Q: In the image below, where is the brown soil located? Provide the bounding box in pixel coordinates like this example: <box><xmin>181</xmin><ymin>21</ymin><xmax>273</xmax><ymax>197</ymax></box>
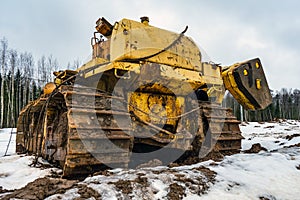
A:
<box><xmin>167</xmin><ymin>183</ymin><xmax>186</xmax><ymax>200</ymax></box>
<box><xmin>285</xmin><ymin>143</ymin><xmax>300</xmax><ymax>148</ymax></box>
<box><xmin>75</xmin><ymin>184</ymin><xmax>102</xmax><ymax>200</ymax></box>
<box><xmin>136</xmin><ymin>159</ymin><xmax>163</xmax><ymax>169</ymax></box>
<box><xmin>173</xmin><ymin>166</ymin><xmax>216</xmax><ymax>196</ymax></box>
<box><xmin>93</xmin><ymin>169</ymin><xmax>113</xmax><ymax>176</ymax></box>
<box><xmin>193</xmin><ymin>166</ymin><xmax>216</xmax><ymax>183</ymax></box>
<box><xmin>134</xmin><ymin>175</ymin><xmax>149</xmax><ymax>187</ymax></box>
<box><xmin>0</xmin><ymin>186</ymin><xmax>14</xmax><ymax>194</ymax></box>
<box><xmin>264</xmin><ymin>126</ymin><xmax>275</xmax><ymax>129</ymax></box>
<box><xmin>1</xmin><ymin>177</ymin><xmax>78</xmax><ymax>200</ymax></box>
<box><xmin>172</xmin><ymin>151</ymin><xmax>225</xmax><ymax>167</ymax></box>
<box><xmin>108</xmin><ymin>174</ymin><xmax>149</xmax><ymax>195</ymax></box>
<box><xmin>109</xmin><ymin>179</ymin><xmax>133</xmax><ymax>194</ymax></box>
<box><xmin>1</xmin><ymin>162</ymin><xmax>216</xmax><ymax>199</ymax></box>
<box><xmin>244</xmin><ymin>143</ymin><xmax>267</xmax><ymax>153</ymax></box>
<box><xmin>285</xmin><ymin>134</ymin><xmax>300</xmax><ymax>141</ymax></box>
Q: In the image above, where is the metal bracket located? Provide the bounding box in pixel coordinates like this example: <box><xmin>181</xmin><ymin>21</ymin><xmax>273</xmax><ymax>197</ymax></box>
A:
<box><xmin>114</xmin><ymin>69</ymin><xmax>131</xmax><ymax>79</ymax></box>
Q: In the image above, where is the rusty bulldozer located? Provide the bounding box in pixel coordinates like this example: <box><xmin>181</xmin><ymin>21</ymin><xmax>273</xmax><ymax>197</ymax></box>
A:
<box><xmin>16</xmin><ymin>17</ymin><xmax>272</xmax><ymax>177</ymax></box>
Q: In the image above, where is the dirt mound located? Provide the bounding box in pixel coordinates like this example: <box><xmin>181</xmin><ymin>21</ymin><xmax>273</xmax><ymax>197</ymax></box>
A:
<box><xmin>172</xmin><ymin>151</ymin><xmax>225</xmax><ymax>167</ymax></box>
<box><xmin>167</xmin><ymin>183</ymin><xmax>186</xmax><ymax>200</ymax></box>
<box><xmin>1</xmin><ymin>177</ymin><xmax>102</xmax><ymax>200</ymax></box>
<box><xmin>244</xmin><ymin>143</ymin><xmax>267</xmax><ymax>153</ymax></box>
<box><xmin>171</xmin><ymin>166</ymin><xmax>216</xmax><ymax>198</ymax></box>
<box><xmin>1</xmin><ymin>163</ymin><xmax>216</xmax><ymax>199</ymax></box>
<box><xmin>93</xmin><ymin>169</ymin><xmax>113</xmax><ymax>176</ymax></box>
<box><xmin>193</xmin><ymin>166</ymin><xmax>216</xmax><ymax>182</ymax></box>
<box><xmin>76</xmin><ymin>184</ymin><xmax>102</xmax><ymax>199</ymax></box>
<box><xmin>109</xmin><ymin>179</ymin><xmax>133</xmax><ymax>194</ymax></box>
<box><xmin>108</xmin><ymin>166</ymin><xmax>215</xmax><ymax>198</ymax></box>
<box><xmin>1</xmin><ymin>177</ymin><xmax>77</xmax><ymax>200</ymax></box>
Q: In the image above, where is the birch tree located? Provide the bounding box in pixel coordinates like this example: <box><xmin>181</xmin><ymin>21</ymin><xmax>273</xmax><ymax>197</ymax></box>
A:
<box><xmin>8</xmin><ymin>50</ymin><xmax>17</xmax><ymax>126</ymax></box>
<box><xmin>0</xmin><ymin>38</ymin><xmax>8</xmax><ymax>128</ymax></box>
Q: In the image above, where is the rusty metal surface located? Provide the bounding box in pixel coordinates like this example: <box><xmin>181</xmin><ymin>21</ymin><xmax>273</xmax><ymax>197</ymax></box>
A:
<box><xmin>14</xmin><ymin>16</ymin><xmax>270</xmax><ymax>178</ymax></box>
<box><xmin>16</xmin><ymin>84</ymin><xmax>243</xmax><ymax>177</ymax></box>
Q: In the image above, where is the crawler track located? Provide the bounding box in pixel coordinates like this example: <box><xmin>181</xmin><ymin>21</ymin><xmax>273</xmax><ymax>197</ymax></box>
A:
<box><xmin>17</xmin><ymin>86</ymin><xmax>242</xmax><ymax>177</ymax></box>
<box><xmin>201</xmin><ymin>103</ymin><xmax>243</xmax><ymax>154</ymax></box>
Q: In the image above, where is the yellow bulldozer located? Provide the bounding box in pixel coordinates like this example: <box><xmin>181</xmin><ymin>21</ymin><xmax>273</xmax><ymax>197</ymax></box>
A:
<box><xmin>16</xmin><ymin>17</ymin><xmax>272</xmax><ymax>177</ymax></box>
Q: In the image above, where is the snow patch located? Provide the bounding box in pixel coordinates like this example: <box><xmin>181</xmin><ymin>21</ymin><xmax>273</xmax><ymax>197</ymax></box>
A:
<box><xmin>0</xmin><ymin>128</ymin><xmax>57</xmax><ymax>190</ymax></box>
<box><xmin>0</xmin><ymin>155</ymin><xmax>54</xmax><ymax>190</ymax></box>
<box><xmin>0</xmin><ymin>128</ymin><xmax>16</xmax><ymax>157</ymax></box>
<box><xmin>198</xmin><ymin>120</ymin><xmax>300</xmax><ymax>200</ymax></box>
<box><xmin>1</xmin><ymin>120</ymin><xmax>300</xmax><ymax>198</ymax></box>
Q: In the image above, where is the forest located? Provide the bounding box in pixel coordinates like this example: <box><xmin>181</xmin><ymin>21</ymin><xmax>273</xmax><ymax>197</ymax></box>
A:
<box><xmin>223</xmin><ymin>88</ymin><xmax>300</xmax><ymax>122</ymax></box>
<box><xmin>0</xmin><ymin>37</ymin><xmax>79</xmax><ymax>128</ymax></box>
<box><xmin>0</xmin><ymin>37</ymin><xmax>299</xmax><ymax>128</ymax></box>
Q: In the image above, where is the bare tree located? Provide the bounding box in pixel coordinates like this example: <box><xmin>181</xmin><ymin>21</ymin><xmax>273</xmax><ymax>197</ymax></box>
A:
<box><xmin>72</xmin><ymin>58</ymin><xmax>81</xmax><ymax>70</ymax></box>
<box><xmin>8</xmin><ymin>50</ymin><xmax>18</xmax><ymax>127</ymax></box>
<box><xmin>0</xmin><ymin>38</ymin><xmax>8</xmax><ymax>128</ymax></box>
<box><xmin>47</xmin><ymin>55</ymin><xmax>58</xmax><ymax>82</ymax></box>
<box><xmin>38</xmin><ymin>55</ymin><xmax>47</xmax><ymax>86</ymax></box>
<box><xmin>20</xmin><ymin>52</ymin><xmax>34</xmax><ymax>105</ymax></box>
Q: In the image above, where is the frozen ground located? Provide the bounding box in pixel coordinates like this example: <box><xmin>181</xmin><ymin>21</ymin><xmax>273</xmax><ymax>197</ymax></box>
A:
<box><xmin>0</xmin><ymin>128</ymin><xmax>57</xmax><ymax>192</ymax></box>
<box><xmin>0</xmin><ymin>120</ymin><xmax>300</xmax><ymax>199</ymax></box>
<box><xmin>0</xmin><ymin>128</ymin><xmax>16</xmax><ymax>157</ymax></box>
<box><xmin>200</xmin><ymin>120</ymin><xmax>300</xmax><ymax>200</ymax></box>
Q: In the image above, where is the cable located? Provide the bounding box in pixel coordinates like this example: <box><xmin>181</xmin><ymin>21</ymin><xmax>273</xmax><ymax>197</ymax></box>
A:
<box><xmin>122</xmin><ymin>26</ymin><xmax>189</xmax><ymax>62</ymax></box>
<box><xmin>3</xmin><ymin>128</ymin><xmax>14</xmax><ymax>156</ymax></box>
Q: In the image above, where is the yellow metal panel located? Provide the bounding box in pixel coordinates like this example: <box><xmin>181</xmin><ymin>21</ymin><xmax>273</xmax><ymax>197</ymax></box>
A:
<box><xmin>128</xmin><ymin>92</ymin><xmax>183</xmax><ymax>127</ymax></box>
<box><xmin>110</xmin><ymin>18</ymin><xmax>202</xmax><ymax>71</ymax></box>
<box><xmin>222</xmin><ymin>68</ymin><xmax>255</xmax><ymax>110</ymax></box>
<box><xmin>222</xmin><ymin>58</ymin><xmax>272</xmax><ymax>110</ymax></box>
<box><xmin>77</xmin><ymin>57</ymin><xmax>109</xmax><ymax>73</ymax></box>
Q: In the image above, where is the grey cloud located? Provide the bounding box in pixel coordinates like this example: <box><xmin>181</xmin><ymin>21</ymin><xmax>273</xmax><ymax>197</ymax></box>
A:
<box><xmin>0</xmin><ymin>0</ymin><xmax>299</xmax><ymax>90</ymax></box>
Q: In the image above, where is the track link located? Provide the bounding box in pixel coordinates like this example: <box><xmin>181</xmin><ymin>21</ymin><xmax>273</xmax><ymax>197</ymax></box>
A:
<box><xmin>200</xmin><ymin>103</ymin><xmax>243</xmax><ymax>155</ymax></box>
<box><xmin>17</xmin><ymin>86</ymin><xmax>243</xmax><ymax>177</ymax></box>
<box><xmin>61</xmin><ymin>86</ymin><xmax>133</xmax><ymax>176</ymax></box>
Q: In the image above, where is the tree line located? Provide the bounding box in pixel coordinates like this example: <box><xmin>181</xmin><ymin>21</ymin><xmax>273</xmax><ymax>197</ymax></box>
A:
<box><xmin>0</xmin><ymin>37</ymin><xmax>81</xmax><ymax>128</ymax></box>
<box><xmin>223</xmin><ymin>88</ymin><xmax>300</xmax><ymax>122</ymax></box>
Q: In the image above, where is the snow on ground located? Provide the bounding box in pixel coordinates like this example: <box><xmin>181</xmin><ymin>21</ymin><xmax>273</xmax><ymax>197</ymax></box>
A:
<box><xmin>198</xmin><ymin>120</ymin><xmax>300</xmax><ymax>200</ymax></box>
<box><xmin>1</xmin><ymin>120</ymin><xmax>300</xmax><ymax>199</ymax></box>
<box><xmin>46</xmin><ymin>164</ymin><xmax>215</xmax><ymax>200</ymax></box>
<box><xmin>0</xmin><ymin>128</ymin><xmax>16</xmax><ymax>157</ymax></box>
<box><xmin>0</xmin><ymin>155</ymin><xmax>55</xmax><ymax>190</ymax></box>
<box><xmin>241</xmin><ymin>120</ymin><xmax>300</xmax><ymax>151</ymax></box>
<box><xmin>199</xmin><ymin>149</ymin><xmax>300</xmax><ymax>200</ymax></box>
<box><xmin>45</xmin><ymin>120</ymin><xmax>300</xmax><ymax>200</ymax></box>
<box><xmin>0</xmin><ymin>128</ymin><xmax>56</xmax><ymax>191</ymax></box>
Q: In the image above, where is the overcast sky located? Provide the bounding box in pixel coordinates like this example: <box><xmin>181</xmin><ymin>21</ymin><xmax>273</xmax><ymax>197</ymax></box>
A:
<box><xmin>1</xmin><ymin>0</ymin><xmax>299</xmax><ymax>91</ymax></box>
